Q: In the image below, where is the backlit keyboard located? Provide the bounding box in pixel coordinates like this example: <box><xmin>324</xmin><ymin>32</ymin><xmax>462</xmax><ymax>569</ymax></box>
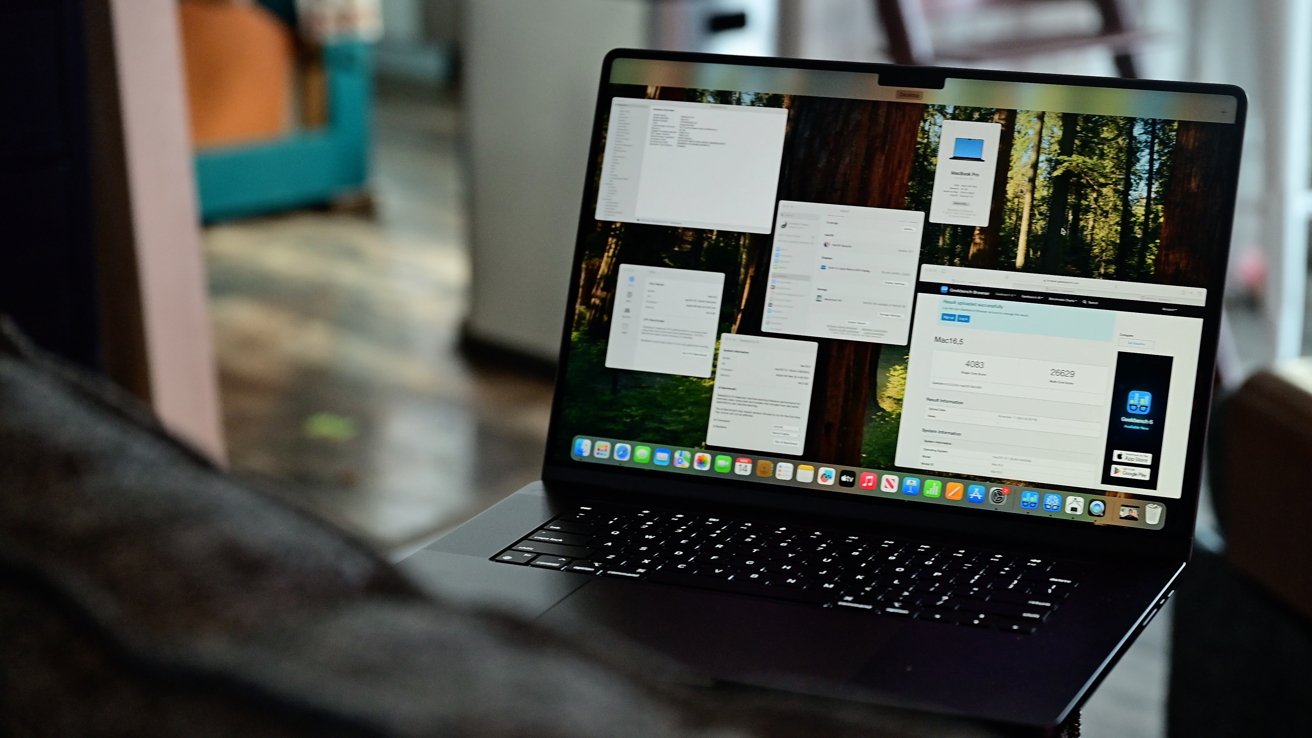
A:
<box><xmin>493</xmin><ymin>504</ymin><xmax>1080</xmax><ymax>634</ymax></box>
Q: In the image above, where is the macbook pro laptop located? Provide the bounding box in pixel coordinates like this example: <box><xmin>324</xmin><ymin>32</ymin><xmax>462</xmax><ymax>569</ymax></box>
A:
<box><xmin>950</xmin><ymin>136</ymin><xmax>987</xmax><ymax>161</ymax></box>
<box><xmin>405</xmin><ymin>50</ymin><xmax>1246</xmax><ymax>733</ymax></box>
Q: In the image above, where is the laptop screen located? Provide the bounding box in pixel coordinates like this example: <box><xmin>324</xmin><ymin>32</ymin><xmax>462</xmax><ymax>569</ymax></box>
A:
<box><xmin>547</xmin><ymin>54</ymin><xmax>1243</xmax><ymax>533</ymax></box>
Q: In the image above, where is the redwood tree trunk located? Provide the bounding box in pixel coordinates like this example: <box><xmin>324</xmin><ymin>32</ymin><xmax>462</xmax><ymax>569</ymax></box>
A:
<box><xmin>1157</xmin><ymin>121</ymin><xmax>1237</xmax><ymax>286</ymax></box>
<box><xmin>730</xmin><ymin>232</ymin><xmax>763</xmax><ymax>335</ymax></box>
<box><xmin>968</xmin><ymin>108</ymin><xmax>1016</xmax><ymax>268</ymax></box>
<box><xmin>1042</xmin><ymin>113</ymin><xmax>1078</xmax><ymax>273</ymax></box>
<box><xmin>761</xmin><ymin>97</ymin><xmax>924</xmax><ymax>463</ymax></box>
<box><xmin>1114</xmin><ymin>118</ymin><xmax>1137</xmax><ymax>278</ymax></box>
<box><xmin>584</xmin><ymin>234</ymin><xmax>621</xmax><ymax>337</ymax></box>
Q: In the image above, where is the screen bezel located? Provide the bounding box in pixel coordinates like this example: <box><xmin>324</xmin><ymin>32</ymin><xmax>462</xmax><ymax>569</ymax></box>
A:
<box><xmin>539</xmin><ymin>48</ymin><xmax>1247</xmax><ymax>562</ymax></box>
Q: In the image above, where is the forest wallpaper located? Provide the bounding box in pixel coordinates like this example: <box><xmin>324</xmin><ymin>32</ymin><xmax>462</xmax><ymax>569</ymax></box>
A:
<box><xmin>557</xmin><ymin>85</ymin><xmax>1237</xmax><ymax>469</ymax></box>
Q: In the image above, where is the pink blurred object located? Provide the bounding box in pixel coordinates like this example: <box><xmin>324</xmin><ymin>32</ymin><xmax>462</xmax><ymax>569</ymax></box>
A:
<box><xmin>1235</xmin><ymin>245</ymin><xmax>1268</xmax><ymax>303</ymax></box>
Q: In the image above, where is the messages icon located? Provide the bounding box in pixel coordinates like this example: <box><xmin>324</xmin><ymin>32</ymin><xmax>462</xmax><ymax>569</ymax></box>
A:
<box><xmin>1127</xmin><ymin>390</ymin><xmax>1152</xmax><ymax>415</ymax></box>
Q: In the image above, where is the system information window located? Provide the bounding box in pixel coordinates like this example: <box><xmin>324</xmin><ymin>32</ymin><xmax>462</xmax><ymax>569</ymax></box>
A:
<box><xmin>763</xmin><ymin>200</ymin><xmax>923</xmax><ymax>345</ymax></box>
<box><xmin>595</xmin><ymin>98</ymin><xmax>788</xmax><ymax>233</ymax></box>
<box><xmin>896</xmin><ymin>265</ymin><xmax>1205</xmax><ymax>500</ymax></box>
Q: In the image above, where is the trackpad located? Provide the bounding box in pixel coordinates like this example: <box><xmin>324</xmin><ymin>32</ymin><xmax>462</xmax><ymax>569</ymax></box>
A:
<box><xmin>543</xmin><ymin>579</ymin><xmax>893</xmax><ymax>688</ymax></box>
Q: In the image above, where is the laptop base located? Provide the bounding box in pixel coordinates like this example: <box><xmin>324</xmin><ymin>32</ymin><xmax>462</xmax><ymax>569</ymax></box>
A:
<box><xmin>404</xmin><ymin>482</ymin><xmax>1178</xmax><ymax>733</ymax></box>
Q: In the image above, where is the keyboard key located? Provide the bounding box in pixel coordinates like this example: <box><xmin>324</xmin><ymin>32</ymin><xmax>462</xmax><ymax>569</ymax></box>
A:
<box><xmin>603</xmin><ymin>569</ymin><xmax>643</xmax><ymax>579</ymax></box>
<box><xmin>836</xmin><ymin>595</ymin><xmax>877</xmax><ymax>610</ymax></box>
<box><xmin>511</xmin><ymin>541</ymin><xmax>594</xmax><ymax>559</ymax></box>
<box><xmin>565</xmin><ymin>561</ymin><xmax>602</xmax><ymax>574</ymax></box>
<box><xmin>544</xmin><ymin>519</ymin><xmax>595</xmax><ymax>535</ymax></box>
<box><xmin>693</xmin><ymin>566</ymin><xmax>735</xmax><ymax>579</ymax></box>
<box><xmin>530</xmin><ymin>556</ymin><xmax>570</xmax><ymax>570</ymax></box>
<box><xmin>915</xmin><ymin>607</ymin><xmax>958</xmax><ymax>623</ymax></box>
<box><xmin>988</xmin><ymin>587</ymin><xmax>1037</xmax><ymax>604</ymax></box>
<box><xmin>494</xmin><ymin>550</ymin><xmax>536</xmax><ymax>565</ymax></box>
<box><xmin>528</xmin><ymin>530</ymin><xmax>592</xmax><ymax>546</ymax></box>
<box><xmin>993</xmin><ymin>617</ymin><xmax>1040</xmax><ymax>635</ymax></box>
<box><xmin>978</xmin><ymin>601</ymin><xmax>1049</xmax><ymax>621</ymax></box>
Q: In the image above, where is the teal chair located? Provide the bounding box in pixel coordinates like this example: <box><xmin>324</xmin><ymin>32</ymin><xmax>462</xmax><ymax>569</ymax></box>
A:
<box><xmin>194</xmin><ymin>0</ymin><xmax>374</xmax><ymax>222</ymax></box>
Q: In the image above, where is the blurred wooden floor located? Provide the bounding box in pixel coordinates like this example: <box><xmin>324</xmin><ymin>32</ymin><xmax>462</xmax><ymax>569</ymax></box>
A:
<box><xmin>202</xmin><ymin>85</ymin><xmax>1168</xmax><ymax>738</ymax></box>
<box><xmin>204</xmin><ymin>86</ymin><xmax>553</xmax><ymax>551</ymax></box>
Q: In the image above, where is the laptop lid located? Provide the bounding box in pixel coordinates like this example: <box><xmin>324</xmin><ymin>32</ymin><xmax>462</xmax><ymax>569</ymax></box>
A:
<box><xmin>541</xmin><ymin>50</ymin><xmax>1246</xmax><ymax>559</ymax></box>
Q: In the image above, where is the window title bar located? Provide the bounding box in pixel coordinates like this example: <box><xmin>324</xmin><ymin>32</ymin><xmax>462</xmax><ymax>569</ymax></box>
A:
<box><xmin>610</xmin><ymin>58</ymin><xmax>1238</xmax><ymax>124</ymax></box>
<box><xmin>921</xmin><ymin>264</ymin><xmax>1208</xmax><ymax>307</ymax></box>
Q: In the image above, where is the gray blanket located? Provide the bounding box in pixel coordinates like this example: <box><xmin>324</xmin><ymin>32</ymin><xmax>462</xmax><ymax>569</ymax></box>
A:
<box><xmin>0</xmin><ymin>320</ymin><xmax>1002</xmax><ymax>737</ymax></box>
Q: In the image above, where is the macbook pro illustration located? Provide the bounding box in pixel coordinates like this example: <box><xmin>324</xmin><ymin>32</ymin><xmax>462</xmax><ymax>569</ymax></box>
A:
<box><xmin>403</xmin><ymin>51</ymin><xmax>1247</xmax><ymax>734</ymax></box>
<box><xmin>950</xmin><ymin>136</ymin><xmax>986</xmax><ymax>161</ymax></box>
